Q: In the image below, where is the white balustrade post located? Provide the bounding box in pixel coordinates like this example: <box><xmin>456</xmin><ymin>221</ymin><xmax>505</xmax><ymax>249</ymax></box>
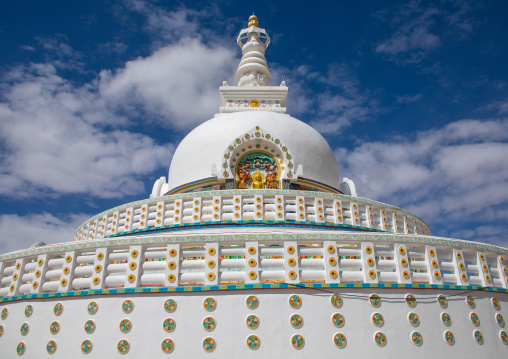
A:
<box><xmin>453</xmin><ymin>249</ymin><xmax>469</xmax><ymax>286</ymax></box>
<box><xmin>173</xmin><ymin>199</ymin><xmax>182</xmax><ymax>225</ymax></box>
<box><xmin>425</xmin><ymin>245</ymin><xmax>443</xmax><ymax>285</ymax></box>
<box><xmin>138</xmin><ymin>204</ymin><xmax>148</xmax><ymax>229</ymax></box>
<box><xmin>125</xmin><ymin>245</ymin><xmax>143</xmax><ymax>288</ymax></box>
<box><xmin>0</xmin><ymin>260</ymin><xmax>5</xmax><ymax>294</ymax></box>
<box><xmin>364</xmin><ymin>205</ymin><xmax>372</xmax><ymax>228</ymax></box>
<box><xmin>58</xmin><ymin>251</ymin><xmax>77</xmax><ymax>292</ymax></box>
<box><xmin>351</xmin><ymin>202</ymin><xmax>360</xmax><ymax>226</ymax></box>
<box><xmin>333</xmin><ymin>199</ymin><xmax>343</xmax><ymax>224</ymax></box>
<box><xmin>205</xmin><ymin>243</ymin><xmax>219</xmax><ymax>285</ymax></box>
<box><xmin>361</xmin><ymin>242</ymin><xmax>379</xmax><ymax>284</ymax></box>
<box><xmin>394</xmin><ymin>244</ymin><xmax>411</xmax><ymax>284</ymax></box>
<box><xmin>91</xmin><ymin>248</ymin><xmax>109</xmax><ymax>290</ymax></box>
<box><xmin>275</xmin><ymin>195</ymin><xmax>284</xmax><ymax>221</ymax></box>
<box><xmin>99</xmin><ymin>215</ymin><xmax>107</xmax><ymax>238</ymax></box>
<box><xmin>192</xmin><ymin>197</ymin><xmax>202</xmax><ymax>223</ymax></box>
<box><xmin>124</xmin><ymin>206</ymin><xmax>134</xmax><ymax>232</ymax></box>
<box><xmin>110</xmin><ymin>211</ymin><xmax>119</xmax><ymax>236</ymax></box>
<box><xmin>477</xmin><ymin>252</ymin><xmax>493</xmax><ymax>287</ymax></box>
<box><xmin>497</xmin><ymin>255</ymin><xmax>508</xmax><ymax>289</ymax></box>
<box><xmin>296</xmin><ymin>196</ymin><xmax>306</xmax><ymax>222</ymax></box>
<box><xmin>165</xmin><ymin>244</ymin><xmax>180</xmax><ymax>287</ymax></box>
<box><xmin>245</xmin><ymin>242</ymin><xmax>259</xmax><ymax>284</ymax></box>
<box><xmin>315</xmin><ymin>197</ymin><xmax>325</xmax><ymax>223</ymax></box>
<box><xmin>8</xmin><ymin>258</ymin><xmax>25</xmax><ymax>296</ymax></box>
<box><xmin>284</xmin><ymin>241</ymin><xmax>300</xmax><ymax>284</ymax></box>
<box><xmin>233</xmin><ymin>195</ymin><xmax>242</xmax><ymax>221</ymax></box>
<box><xmin>212</xmin><ymin>196</ymin><xmax>222</xmax><ymax>222</ymax></box>
<box><xmin>324</xmin><ymin>241</ymin><xmax>340</xmax><ymax>283</ymax></box>
<box><xmin>254</xmin><ymin>195</ymin><xmax>263</xmax><ymax>221</ymax></box>
<box><xmin>31</xmin><ymin>254</ymin><xmax>48</xmax><ymax>294</ymax></box>
<box><xmin>155</xmin><ymin>202</ymin><xmax>165</xmax><ymax>227</ymax></box>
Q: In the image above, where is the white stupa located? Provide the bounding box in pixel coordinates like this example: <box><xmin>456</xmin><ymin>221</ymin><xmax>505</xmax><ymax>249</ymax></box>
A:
<box><xmin>0</xmin><ymin>15</ymin><xmax>507</xmax><ymax>358</ymax></box>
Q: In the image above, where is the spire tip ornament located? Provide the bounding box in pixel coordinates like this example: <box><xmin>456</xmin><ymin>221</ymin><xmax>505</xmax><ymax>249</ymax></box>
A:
<box><xmin>248</xmin><ymin>15</ymin><xmax>259</xmax><ymax>28</ymax></box>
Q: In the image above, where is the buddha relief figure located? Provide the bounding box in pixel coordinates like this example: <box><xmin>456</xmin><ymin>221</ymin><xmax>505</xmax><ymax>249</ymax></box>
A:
<box><xmin>251</xmin><ymin>170</ymin><xmax>265</xmax><ymax>189</ymax></box>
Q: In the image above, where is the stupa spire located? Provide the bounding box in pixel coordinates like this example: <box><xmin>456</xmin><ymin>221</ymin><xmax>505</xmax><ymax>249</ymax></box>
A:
<box><xmin>235</xmin><ymin>15</ymin><xmax>271</xmax><ymax>86</ymax></box>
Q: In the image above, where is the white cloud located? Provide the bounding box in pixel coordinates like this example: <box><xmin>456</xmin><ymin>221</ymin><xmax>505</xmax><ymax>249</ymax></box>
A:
<box><xmin>99</xmin><ymin>39</ymin><xmax>237</xmax><ymax>129</ymax></box>
<box><xmin>375</xmin><ymin>0</ymin><xmax>477</xmax><ymax>64</ymax></box>
<box><xmin>396</xmin><ymin>94</ymin><xmax>423</xmax><ymax>103</ymax></box>
<box><xmin>0</xmin><ymin>213</ymin><xmax>88</xmax><ymax>254</ymax></box>
<box><xmin>337</xmin><ymin>118</ymin><xmax>508</xmax><ymax>246</ymax></box>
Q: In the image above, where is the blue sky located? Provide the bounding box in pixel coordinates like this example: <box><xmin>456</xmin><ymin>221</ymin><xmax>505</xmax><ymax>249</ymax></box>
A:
<box><xmin>1</xmin><ymin>0</ymin><xmax>507</xmax><ymax>253</ymax></box>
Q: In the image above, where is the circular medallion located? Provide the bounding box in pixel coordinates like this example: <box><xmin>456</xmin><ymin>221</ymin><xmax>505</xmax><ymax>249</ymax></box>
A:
<box><xmin>84</xmin><ymin>320</ymin><xmax>95</xmax><ymax>334</ymax></box>
<box><xmin>203</xmin><ymin>317</ymin><xmax>216</xmax><ymax>331</ymax></box>
<box><xmin>332</xmin><ymin>313</ymin><xmax>345</xmax><ymax>327</ymax></box>
<box><xmin>87</xmin><ymin>302</ymin><xmax>98</xmax><ymax>315</ymax></box>
<box><xmin>161</xmin><ymin>338</ymin><xmax>174</xmax><ymax>353</ymax></box>
<box><xmin>203</xmin><ymin>297</ymin><xmax>216</xmax><ymax>311</ymax></box>
<box><xmin>81</xmin><ymin>340</ymin><xmax>92</xmax><ymax>353</ymax></box>
<box><xmin>441</xmin><ymin>312</ymin><xmax>451</xmax><ymax>326</ymax></box>
<box><xmin>24</xmin><ymin>305</ymin><xmax>33</xmax><ymax>317</ymax></box>
<box><xmin>466</xmin><ymin>296</ymin><xmax>476</xmax><ymax>308</ymax></box>
<box><xmin>246</xmin><ymin>296</ymin><xmax>259</xmax><ymax>309</ymax></box>
<box><xmin>163</xmin><ymin>318</ymin><xmax>176</xmax><ymax>332</ymax></box>
<box><xmin>333</xmin><ymin>333</ymin><xmax>347</xmax><ymax>348</ymax></box>
<box><xmin>470</xmin><ymin>312</ymin><xmax>480</xmax><ymax>326</ymax></box>
<box><xmin>0</xmin><ymin>325</ymin><xmax>3</xmax><ymax>337</ymax></box>
<box><xmin>50</xmin><ymin>321</ymin><xmax>59</xmax><ymax>334</ymax></box>
<box><xmin>492</xmin><ymin>297</ymin><xmax>501</xmax><ymax>310</ymax></box>
<box><xmin>405</xmin><ymin>294</ymin><xmax>416</xmax><ymax>308</ymax></box>
<box><xmin>289</xmin><ymin>295</ymin><xmax>302</xmax><ymax>309</ymax></box>
<box><xmin>122</xmin><ymin>300</ymin><xmax>134</xmax><ymax>313</ymax></box>
<box><xmin>500</xmin><ymin>331</ymin><xmax>508</xmax><ymax>344</ymax></box>
<box><xmin>444</xmin><ymin>331</ymin><xmax>455</xmax><ymax>345</ymax></box>
<box><xmin>53</xmin><ymin>303</ymin><xmax>63</xmax><ymax>316</ymax></box>
<box><xmin>290</xmin><ymin>314</ymin><xmax>303</xmax><ymax>328</ymax></box>
<box><xmin>246</xmin><ymin>335</ymin><xmax>260</xmax><ymax>350</ymax></box>
<box><xmin>474</xmin><ymin>330</ymin><xmax>483</xmax><ymax>344</ymax></box>
<box><xmin>496</xmin><ymin>313</ymin><xmax>505</xmax><ymax>327</ymax></box>
<box><xmin>331</xmin><ymin>294</ymin><xmax>343</xmax><ymax>308</ymax></box>
<box><xmin>291</xmin><ymin>334</ymin><xmax>304</xmax><ymax>349</ymax></box>
<box><xmin>372</xmin><ymin>313</ymin><xmax>384</xmax><ymax>327</ymax></box>
<box><xmin>370</xmin><ymin>294</ymin><xmax>381</xmax><ymax>307</ymax></box>
<box><xmin>408</xmin><ymin>312</ymin><xmax>420</xmax><ymax>326</ymax></box>
<box><xmin>47</xmin><ymin>340</ymin><xmax>57</xmax><ymax>354</ymax></box>
<box><xmin>117</xmin><ymin>339</ymin><xmax>129</xmax><ymax>354</ymax></box>
<box><xmin>20</xmin><ymin>323</ymin><xmax>29</xmax><ymax>336</ymax></box>
<box><xmin>411</xmin><ymin>331</ymin><xmax>423</xmax><ymax>346</ymax></box>
<box><xmin>119</xmin><ymin>319</ymin><xmax>131</xmax><ymax>333</ymax></box>
<box><xmin>164</xmin><ymin>299</ymin><xmax>176</xmax><ymax>312</ymax></box>
<box><xmin>374</xmin><ymin>332</ymin><xmax>387</xmax><ymax>346</ymax></box>
<box><xmin>437</xmin><ymin>295</ymin><xmax>448</xmax><ymax>308</ymax></box>
<box><xmin>203</xmin><ymin>337</ymin><xmax>216</xmax><ymax>352</ymax></box>
<box><xmin>1</xmin><ymin>308</ymin><xmax>7</xmax><ymax>320</ymax></box>
<box><xmin>246</xmin><ymin>315</ymin><xmax>259</xmax><ymax>329</ymax></box>
<box><xmin>17</xmin><ymin>342</ymin><xmax>25</xmax><ymax>355</ymax></box>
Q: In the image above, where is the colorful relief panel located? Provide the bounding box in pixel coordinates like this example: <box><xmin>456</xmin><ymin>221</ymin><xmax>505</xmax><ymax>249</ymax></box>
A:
<box><xmin>236</xmin><ymin>152</ymin><xmax>279</xmax><ymax>189</ymax></box>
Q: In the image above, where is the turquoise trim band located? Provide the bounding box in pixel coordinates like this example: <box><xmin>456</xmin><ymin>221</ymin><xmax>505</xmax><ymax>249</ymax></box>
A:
<box><xmin>1</xmin><ymin>282</ymin><xmax>505</xmax><ymax>304</ymax></box>
<box><xmin>105</xmin><ymin>219</ymin><xmax>385</xmax><ymax>239</ymax></box>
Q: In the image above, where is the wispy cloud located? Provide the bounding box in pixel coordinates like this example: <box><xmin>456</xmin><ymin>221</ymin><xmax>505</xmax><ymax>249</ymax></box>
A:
<box><xmin>375</xmin><ymin>0</ymin><xmax>478</xmax><ymax>64</ymax></box>
<box><xmin>0</xmin><ymin>213</ymin><xmax>89</xmax><ymax>253</ymax></box>
<box><xmin>337</xmin><ymin>118</ymin><xmax>508</xmax><ymax>246</ymax></box>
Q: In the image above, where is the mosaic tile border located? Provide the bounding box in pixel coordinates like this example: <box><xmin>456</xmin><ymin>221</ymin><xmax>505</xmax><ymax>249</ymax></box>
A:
<box><xmin>297</xmin><ymin>177</ymin><xmax>341</xmax><ymax>194</ymax></box>
<box><xmin>1</xmin><ymin>282</ymin><xmax>506</xmax><ymax>304</ymax></box>
<box><xmin>164</xmin><ymin>176</ymin><xmax>218</xmax><ymax>196</ymax></box>
<box><xmin>104</xmin><ymin>219</ymin><xmax>383</xmax><ymax>239</ymax></box>
<box><xmin>2</xmin><ymin>231</ymin><xmax>508</xmax><ymax>261</ymax></box>
<box><xmin>75</xmin><ymin>189</ymin><xmax>428</xmax><ymax>232</ymax></box>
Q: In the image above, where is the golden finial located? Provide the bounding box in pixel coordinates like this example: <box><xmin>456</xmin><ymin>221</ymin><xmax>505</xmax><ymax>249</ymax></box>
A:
<box><xmin>248</xmin><ymin>14</ymin><xmax>259</xmax><ymax>28</ymax></box>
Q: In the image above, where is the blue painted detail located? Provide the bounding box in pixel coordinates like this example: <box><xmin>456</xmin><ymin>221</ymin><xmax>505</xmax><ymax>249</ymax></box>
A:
<box><xmin>1</xmin><ymin>282</ymin><xmax>506</xmax><ymax>303</ymax></box>
<box><xmin>164</xmin><ymin>177</ymin><xmax>218</xmax><ymax>195</ymax></box>
<box><xmin>105</xmin><ymin>220</ymin><xmax>384</xmax><ymax>239</ymax></box>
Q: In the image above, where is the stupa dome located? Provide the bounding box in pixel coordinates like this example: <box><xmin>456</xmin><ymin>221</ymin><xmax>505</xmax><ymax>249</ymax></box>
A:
<box><xmin>167</xmin><ymin>111</ymin><xmax>341</xmax><ymax>192</ymax></box>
